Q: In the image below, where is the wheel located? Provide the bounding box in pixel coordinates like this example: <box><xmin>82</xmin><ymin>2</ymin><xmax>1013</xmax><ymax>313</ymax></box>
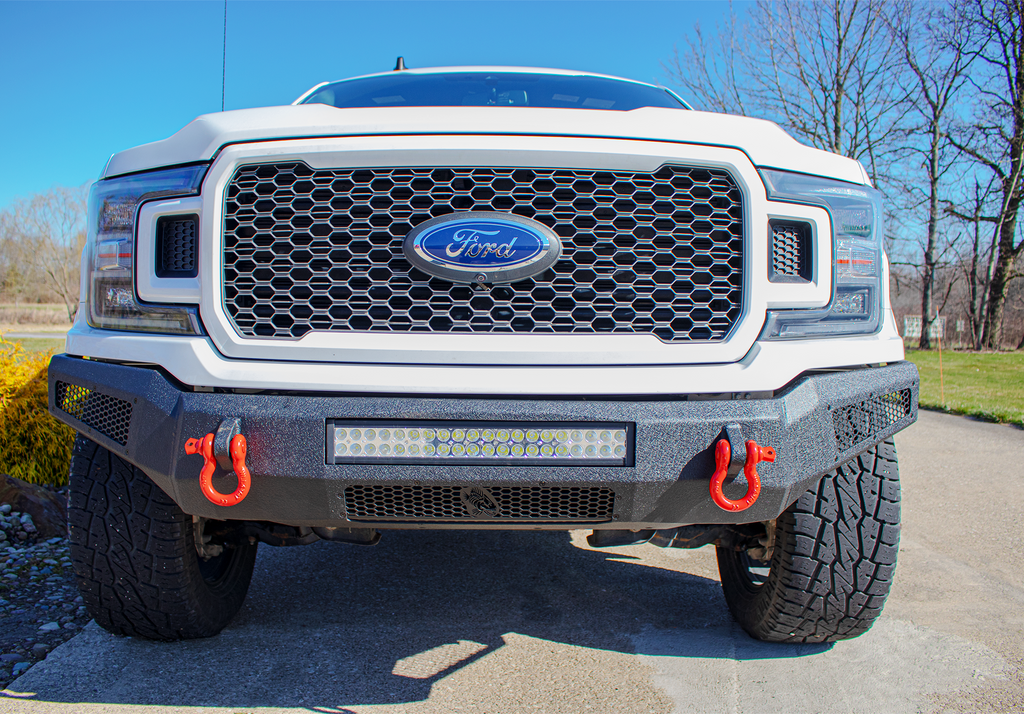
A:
<box><xmin>67</xmin><ymin>434</ymin><xmax>257</xmax><ymax>640</ymax></box>
<box><xmin>716</xmin><ymin>438</ymin><xmax>900</xmax><ymax>643</ymax></box>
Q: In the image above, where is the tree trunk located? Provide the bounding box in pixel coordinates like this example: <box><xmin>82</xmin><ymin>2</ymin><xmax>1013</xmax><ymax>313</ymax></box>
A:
<box><xmin>919</xmin><ymin>251</ymin><xmax>935</xmax><ymax>349</ymax></box>
<box><xmin>968</xmin><ymin>201</ymin><xmax>987</xmax><ymax>351</ymax></box>
<box><xmin>978</xmin><ymin>186</ymin><xmax>1019</xmax><ymax>348</ymax></box>
<box><xmin>919</xmin><ymin>123</ymin><xmax>942</xmax><ymax>350</ymax></box>
<box><xmin>980</xmin><ymin>0</ymin><xmax>1024</xmax><ymax>349</ymax></box>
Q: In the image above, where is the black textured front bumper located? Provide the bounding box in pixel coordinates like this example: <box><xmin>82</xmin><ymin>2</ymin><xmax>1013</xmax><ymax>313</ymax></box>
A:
<box><xmin>48</xmin><ymin>355</ymin><xmax>918</xmax><ymax>529</ymax></box>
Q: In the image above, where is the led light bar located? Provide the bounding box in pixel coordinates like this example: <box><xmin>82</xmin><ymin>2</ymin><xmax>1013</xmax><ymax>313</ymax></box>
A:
<box><xmin>327</xmin><ymin>421</ymin><xmax>633</xmax><ymax>466</ymax></box>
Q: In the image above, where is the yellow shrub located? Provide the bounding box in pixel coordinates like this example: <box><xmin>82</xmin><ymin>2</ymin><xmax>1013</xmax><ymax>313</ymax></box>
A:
<box><xmin>0</xmin><ymin>337</ymin><xmax>75</xmax><ymax>486</ymax></box>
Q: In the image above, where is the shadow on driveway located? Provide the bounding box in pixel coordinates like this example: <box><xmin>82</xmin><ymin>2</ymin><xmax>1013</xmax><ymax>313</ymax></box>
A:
<box><xmin>2</xmin><ymin>530</ymin><xmax>830</xmax><ymax>710</ymax></box>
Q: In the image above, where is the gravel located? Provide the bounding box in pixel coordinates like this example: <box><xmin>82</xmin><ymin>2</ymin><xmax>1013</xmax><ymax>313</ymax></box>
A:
<box><xmin>0</xmin><ymin>497</ymin><xmax>92</xmax><ymax>689</ymax></box>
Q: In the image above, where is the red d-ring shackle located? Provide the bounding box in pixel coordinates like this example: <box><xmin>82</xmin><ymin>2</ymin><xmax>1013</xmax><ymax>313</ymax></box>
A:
<box><xmin>709</xmin><ymin>438</ymin><xmax>776</xmax><ymax>512</ymax></box>
<box><xmin>184</xmin><ymin>432</ymin><xmax>251</xmax><ymax>507</ymax></box>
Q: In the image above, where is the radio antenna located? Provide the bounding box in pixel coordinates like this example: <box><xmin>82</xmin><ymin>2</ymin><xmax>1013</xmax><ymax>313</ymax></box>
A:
<box><xmin>221</xmin><ymin>0</ymin><xmax>228</xmax><ymax>111</ymax></box>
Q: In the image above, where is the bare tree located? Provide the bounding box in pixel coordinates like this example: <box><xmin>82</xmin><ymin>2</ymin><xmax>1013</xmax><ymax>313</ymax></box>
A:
<box><xmin>5</xmin><ymin>186</ymin><xmax>88</xmax><ymax>322</ymax></box>
<box><xmin>663</xmin><ymin>6</ymin><xmax>752</xmax><ymax>116</ymax></box>
<box><xmin>949</xmin><ymin>177</ymin><xmax>1003</xmax><ymax>347</ymax></box>
<box><xmin>664</xmin><ymin>0</ymin><xmax>910</xmax><ymax>187</ymax></box>
<box><xmin>889</xmin><ymin>0</ymin><xmax>974</xmax><ymax>348</ymax></box>
<box><xmin>0</xmin><ymin>212</ymin><xmax>14</xmax><ymax>303</ymax></box>
<box><xmin>946</xmin><ymin>0</ymin><xmax>1024</xmax><ymax>349</ymax></box>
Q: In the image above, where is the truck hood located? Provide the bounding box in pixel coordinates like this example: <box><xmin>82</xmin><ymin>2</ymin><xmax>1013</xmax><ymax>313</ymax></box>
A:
<box><xmin>102</xmin><ymin>105</ymin><xmax>870</xmax><ymax>185</ymax></box>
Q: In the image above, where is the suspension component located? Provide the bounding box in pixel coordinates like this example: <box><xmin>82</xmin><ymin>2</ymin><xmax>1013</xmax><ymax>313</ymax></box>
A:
<box><xmin>710</xmin><ymin>437</ymin><xmax>776</xmax><ymax>512</ymax></box>
<box><xmin>184</xmin><ymin>424</ymin><xmax>252</xmax><ymax>507</ymax></box>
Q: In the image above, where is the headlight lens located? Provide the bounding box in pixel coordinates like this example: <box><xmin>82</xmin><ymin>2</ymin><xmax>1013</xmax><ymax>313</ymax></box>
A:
<box><xmin>759</xmin><ymin>169</ymin><xmax>884</xmax><ymax>339</ymax></box>
<box><xmin>86</xmin><ymin>165</ymin><xmax>207</xmax><ymax>334</ymax></box>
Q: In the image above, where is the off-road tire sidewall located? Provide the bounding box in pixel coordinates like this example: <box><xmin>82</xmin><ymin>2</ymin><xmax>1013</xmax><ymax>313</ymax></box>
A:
<box><xmin>67</xmin><ymin>435</ymin><xmax>257</xmax><ymax>640</ymax></box>
<box><xmin>717</xmin><ymin>439</ymin><xmax>901</xmax><ymax>643</ymax></box>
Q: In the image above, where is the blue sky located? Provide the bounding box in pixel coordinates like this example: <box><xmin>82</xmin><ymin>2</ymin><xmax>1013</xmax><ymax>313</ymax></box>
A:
<box><xmin>0</xmin><ymin>0</ymin><xmax>744</xmax><ymax>209</ymax></box>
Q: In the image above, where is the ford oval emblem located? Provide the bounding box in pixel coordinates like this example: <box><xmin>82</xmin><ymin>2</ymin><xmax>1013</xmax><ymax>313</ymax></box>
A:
<box><xmin>403</xmin><ymin>211</ymin><xmax>561</xmax><ymax>283</ymax></box>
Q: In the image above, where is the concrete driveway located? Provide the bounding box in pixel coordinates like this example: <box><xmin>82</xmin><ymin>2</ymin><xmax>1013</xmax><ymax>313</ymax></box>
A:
<box><xmin>1</xmin><ymin>410</ymin><xmax>1021</xmax><ymax>713</ymax></box>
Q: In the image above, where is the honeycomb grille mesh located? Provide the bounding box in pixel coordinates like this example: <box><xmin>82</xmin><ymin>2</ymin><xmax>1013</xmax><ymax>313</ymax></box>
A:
<box><xmin>223</xmin><ymin>163</ymin><xmax>744</xmax><ymax>341</ymax></box>
<box><xmin>344</xmin><ymin>484</ymin><xmax>615</xmax><ymax>521</ymax></box>
<box><xmin>833</xmin><ymin>389</ymin><xmax>913</xmax><ymax>453</ymax></box>
<box><xmin>771</xmin><ymin>221</ymin><xmax>808</xmax><ymax>280</ymax></box>
<box><xmin>158</xmin><ymin>216</ymin><xmax>197</xmax><ymax>276</ymax></box>
<box><xmin>54</xmin><ymin>381</ymin><xmax>133</xmax><ymax>446</ymax></box>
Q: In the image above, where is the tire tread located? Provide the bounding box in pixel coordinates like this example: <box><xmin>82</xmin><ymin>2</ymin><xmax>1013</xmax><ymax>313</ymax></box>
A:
<box><xmin>68</xmin><ymin>435</ymin><xmax>256</xmax><ymax>640</ymax></box>
<box><xmin>717</xmin><ymin>439</ymin><xmax>900</xmax><ymax>643</ymax></box>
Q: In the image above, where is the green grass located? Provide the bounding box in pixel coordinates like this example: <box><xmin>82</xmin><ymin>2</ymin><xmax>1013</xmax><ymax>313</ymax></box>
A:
<box><xmin>0</xmin><ymin>336</ymin><xmax>65</xmax><ymax>355</ymax></box>
<box><xmin>16</xmin><ymin>337</ymin><xmax>65</xmax><ymax>354</ymax></box>
<box><xmin>904</xmin><ymin>349</ymin><xmax>1024</xmax><ymax>427</ymax></box>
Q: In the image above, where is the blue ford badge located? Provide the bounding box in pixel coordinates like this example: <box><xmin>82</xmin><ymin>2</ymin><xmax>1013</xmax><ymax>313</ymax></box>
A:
<box><xmin>403</xmin><ymin>211</ymin><xmax>562</xmax><ymax>283</ymax></box>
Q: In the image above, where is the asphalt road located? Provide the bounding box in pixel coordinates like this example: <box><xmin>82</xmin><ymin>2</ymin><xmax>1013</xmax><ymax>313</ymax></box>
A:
<box><xmin>1</xmin><ymin>410</ymin><xmax>1021</xmax><ymax>713</ymax></box>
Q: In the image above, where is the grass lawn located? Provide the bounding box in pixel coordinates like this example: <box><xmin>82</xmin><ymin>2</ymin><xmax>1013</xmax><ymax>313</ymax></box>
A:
<box><xmin>904</xmin><ymin>349</ymin><xmax>1024</xmax><ymax>427</ymax></box>
<box><xmin>6</xmin><ymin>336</ymin><xmax>66</xmax><ymax>355</ymax></box>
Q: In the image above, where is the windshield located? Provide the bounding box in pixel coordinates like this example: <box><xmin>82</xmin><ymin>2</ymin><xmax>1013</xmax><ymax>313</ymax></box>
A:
<box><xmin>299</xmin><ymin>72</ymin><xmax>686</xmax><ymax>111</ymax></box>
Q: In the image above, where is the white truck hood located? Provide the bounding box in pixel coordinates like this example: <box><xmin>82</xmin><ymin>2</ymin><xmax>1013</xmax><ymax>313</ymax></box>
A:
<box><xmin>102</xmin><ymin>105</ymin><xmax>870</xmax><ymax>185</ymax></box>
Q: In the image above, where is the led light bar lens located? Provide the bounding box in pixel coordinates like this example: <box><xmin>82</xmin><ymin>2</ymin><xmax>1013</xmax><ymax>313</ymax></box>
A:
<box><xmin>329</xmin><ymin>422</ymin><xmax>631</xmax><ymax>465</ymax></box>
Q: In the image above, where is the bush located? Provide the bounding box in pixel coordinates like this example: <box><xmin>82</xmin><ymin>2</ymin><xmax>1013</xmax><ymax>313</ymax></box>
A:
<box><xmin>0</xmin><ymin>336</ymin><xmax>74</xmax><ymax>486</ymax></box>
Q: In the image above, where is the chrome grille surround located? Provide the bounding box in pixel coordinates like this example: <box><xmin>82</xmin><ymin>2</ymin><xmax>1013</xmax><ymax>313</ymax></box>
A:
<box><xmin>222</xmin><ymin>163</ymin><xmax>744</xmax><ymax>341</ymax></box>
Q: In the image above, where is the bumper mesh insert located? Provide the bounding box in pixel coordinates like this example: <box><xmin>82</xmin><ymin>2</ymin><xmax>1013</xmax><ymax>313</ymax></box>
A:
<box><xmin>54</xmin><ymin>381</ymin><xmax>133</xmax><ymax>446</ymax></box>
<box><xmin>344</xmin><ymin>484</ymin><xmax>615</xmax><ymax>521</ymax></box>
<box><xmin>832</xmin><ymin>388</ymin><xmax>913</xmax><ymax>454</ymax></box>
<box><xmin>223</xmin><ymin>163</ymin><xmax>744</xmax><ymax>342</ymax></box>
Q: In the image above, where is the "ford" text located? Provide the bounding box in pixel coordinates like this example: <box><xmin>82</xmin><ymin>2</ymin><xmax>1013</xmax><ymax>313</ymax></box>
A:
<box><xmin>444</xmin><ymin>229</ymin><xmax>518</xmax><ymax>260</ymax></box>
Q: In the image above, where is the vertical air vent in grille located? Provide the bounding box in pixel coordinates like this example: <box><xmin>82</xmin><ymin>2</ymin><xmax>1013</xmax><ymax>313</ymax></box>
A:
<box><xmin>832</xmin><ymin>389</ymin><xmax>913</xmax><ymax>454</ymax></box>
<box><xmin>156</xmin><ymin>215</ymin><xmax>198</xmax><ymax>278</ymax></box>
<box><xmin>54</xmin><ymin>381</ymin><xmax>133</xmax><ymax>446</ymax></box>
<box><xmin>770</xmin><ymin>220</ymin><xmax>811</xmax><ymax>282</ymax></box>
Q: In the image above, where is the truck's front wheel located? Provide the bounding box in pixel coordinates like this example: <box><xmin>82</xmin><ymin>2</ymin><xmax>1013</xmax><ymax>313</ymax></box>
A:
<box><xmin>68</xmin><ymin>435</ymin><xmax>257</xmax><ymax>640</ymax></box>
<box><xmin>717</xmin><ymin>439</ymin><xmax>901</xmax><ymax>642</ymax></box>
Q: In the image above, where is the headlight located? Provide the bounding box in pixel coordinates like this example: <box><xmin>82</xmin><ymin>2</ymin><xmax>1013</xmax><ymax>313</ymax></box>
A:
<box><xmin>86</xmin><ymin>165</ymin><xmax>207</xmax><ymax>334</ymax></box>
<box><xmin>759</xmin><ymin>169</ymin><xmax>884</xmax><ymax>339</ymax></box>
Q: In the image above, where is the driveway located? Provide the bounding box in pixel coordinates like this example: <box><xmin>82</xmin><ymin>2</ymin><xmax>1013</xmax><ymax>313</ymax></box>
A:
<box><xmin>2</xmin><ymin>410</ymin><xmax>1021</xmax><ymax>713</ymax></box>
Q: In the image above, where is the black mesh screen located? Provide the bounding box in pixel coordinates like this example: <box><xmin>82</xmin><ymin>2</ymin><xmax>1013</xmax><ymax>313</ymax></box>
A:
<box><xmin>54</xmin><ymin>381</ymin><xmax>133</xmax><ymax>446</ymax></box>
<box><xmin>157</xmin><ymin>215</ymin><xmax>198</xmax><ymax>278</ymax></box>
<box><xmin>223</xmin><ymin>163</ymin><xmax>745</xmax><ymax>342</ymax></box>
<box><xmin>833</xmin><ymin>389</ymin><xmax>913</xmax><ymax>453</ymax></box>
<box><xmin>344</xmin><ymin>484</ymin><xmax>615</xmax><ymax>521</ymax></box>
<box><xmin>770</xmin><ymin>220</ymin><xmax>811</xmax><ymax>282</ymax></box>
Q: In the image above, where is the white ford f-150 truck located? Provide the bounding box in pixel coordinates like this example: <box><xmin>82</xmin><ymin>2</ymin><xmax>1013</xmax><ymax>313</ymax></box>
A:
<box><xmin>48</xmin><ymin>65</ymin><xmax>918</xmax><ymax>643</ymax></box>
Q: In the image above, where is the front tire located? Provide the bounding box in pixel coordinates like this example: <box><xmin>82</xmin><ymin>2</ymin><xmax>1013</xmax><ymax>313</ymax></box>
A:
<box><xmin>717</xmin><ymin>439</ymin><xmax>900</xmax><ymax>643</ymax></box>
<box><xmin>67</xmin><ymin>435</ymin><xmax>257</xmax><ymax>640</ymax></box>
